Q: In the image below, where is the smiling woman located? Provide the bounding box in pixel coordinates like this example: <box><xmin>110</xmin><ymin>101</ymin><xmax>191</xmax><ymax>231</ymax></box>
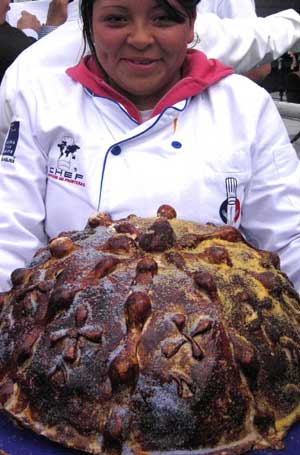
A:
<box><xmin>83</xmin><ymin>0</ymin><xmax>196</xmax><ymax>108</ymax></box>
<box><xmin>0</xmin><ymin>0</ymin><xmax>300</xmax><ymax>301</ymax></box>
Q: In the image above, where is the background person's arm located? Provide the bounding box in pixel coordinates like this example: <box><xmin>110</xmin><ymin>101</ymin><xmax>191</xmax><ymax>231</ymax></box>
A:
<box><xmin>197</xmin><ymin>0</ymin><xmax>257</xmax><ymax>19</ymax></box>
<box><xmin>196</xmin><ymin>0</ymin><xmax>271</xmax><ymax>82</ymax></box>
<box><xmin>39</xmin><ymin>0</ymin><xmax>69</xmax><ymax>38</ymax></box>
<box><xmin>16</xmin><ymin>10</ymin><xmax>41</xmax><ymax>39</ymax></box>
<box><xmin>244</xmin><ymin>63</ymin><xmax>272</xmax><ymax>82</ymax></box>
<box><xmin>195</xmin><ymin>9</ymin><xmax>300</xmax><ymax>73</ymax></box>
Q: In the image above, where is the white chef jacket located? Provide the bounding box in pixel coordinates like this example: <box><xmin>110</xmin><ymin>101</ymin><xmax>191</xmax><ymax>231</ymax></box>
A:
<box><xmin>0</xmin><ymin>52</ymin><xmax>300</xmax><ymax>292</ymax></box>
<box><xmin>197</xmin><ymin>0</ymin><xmax>256</xmax><ymax>18</ymax></box>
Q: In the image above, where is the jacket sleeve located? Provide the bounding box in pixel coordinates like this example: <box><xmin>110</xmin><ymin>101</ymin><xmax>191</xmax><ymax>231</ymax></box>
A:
<box><xmin>195</xmin><ymin>9</ymin><xmax>300</xmax><ymax>73</ymax></box>
<box><xmin>0</xmin><ymin>84</ymin><xmax>49</xmax><ymax>292</ymax></box>
<box><xmin>241</xmin><ymin>90</ymin><xmax>300</xmax><ymax>292</ymax></box>
<box><xmin>0</xmin><ymin>68</ymin><xmax>16</xmax><ymax>152</ymax></box>
<box><xmin>219</xmin><ymin>0</ymin><xmax>257</xmax><ymax>19</ymax></box>
<box><xmin>20</xmin><ymin>28</ymin><xmax>38</xmax><ymax>40</ymax></box>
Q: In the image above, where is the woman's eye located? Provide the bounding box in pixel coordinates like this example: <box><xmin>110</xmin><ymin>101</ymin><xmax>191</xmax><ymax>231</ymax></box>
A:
<box><xmin>104</xmin><ymin>15</ymin><xmax>128</xmax><ymax>26</ymax></box>
<box><xmin>153</xmin><ymin>15</ymin><xmax>175</xmax><ymax>25</ymax></box>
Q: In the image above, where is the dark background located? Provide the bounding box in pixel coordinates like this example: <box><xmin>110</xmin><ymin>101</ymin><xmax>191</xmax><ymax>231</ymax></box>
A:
<box><xmin>255</xmin><ymin>0</ymin><xmax>300</xmax><ymax>16</ymax></box>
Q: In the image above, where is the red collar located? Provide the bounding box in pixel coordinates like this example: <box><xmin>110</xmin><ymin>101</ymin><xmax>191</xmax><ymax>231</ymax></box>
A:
<box><xmin>66</xmin><ymin>49</ymin><xmax>233</xmax><ymax>122</ymax></box>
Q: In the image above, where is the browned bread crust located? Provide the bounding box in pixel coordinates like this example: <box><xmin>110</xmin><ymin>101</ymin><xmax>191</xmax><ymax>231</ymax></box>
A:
<box><xmin>0</xmin><ymin>206</ymin><xmax>299</xmax><ymax>455</ymax></box>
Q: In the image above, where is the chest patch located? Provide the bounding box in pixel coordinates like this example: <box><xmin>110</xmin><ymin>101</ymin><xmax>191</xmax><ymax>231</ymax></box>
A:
<box><xmin>48</xmin><ymin>136</ymin><xmax>86</xmax><ymax>187</ymax></box>
<box><xmin>219</xmin><ymin>177</ymin><xmax>241</xmax><ymax>226</ymax></box>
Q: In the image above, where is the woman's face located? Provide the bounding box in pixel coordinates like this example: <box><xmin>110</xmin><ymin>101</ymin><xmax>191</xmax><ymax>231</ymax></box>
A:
<box><xmin>92</xmin><ymin>0</ymin><xmax>195</xmax><ymax>109</ymax></box>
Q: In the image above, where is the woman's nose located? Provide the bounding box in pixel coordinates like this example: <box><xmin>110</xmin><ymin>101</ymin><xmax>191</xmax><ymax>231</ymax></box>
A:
<box><xmin>126</xmin><ymin>23</ymin><xmax>155</xmax><ymax>49</ymax></box>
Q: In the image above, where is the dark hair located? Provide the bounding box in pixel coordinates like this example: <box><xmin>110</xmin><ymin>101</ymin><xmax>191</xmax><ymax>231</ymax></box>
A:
<box><xmin>80</xmin><ymin>0</ymin><xmax>200</xmax><ymax>63</ymax></box>
<box><xmin>155</xmin><ymin>0</ymin><xmax>200</xmax><ymax>22</ymax></box>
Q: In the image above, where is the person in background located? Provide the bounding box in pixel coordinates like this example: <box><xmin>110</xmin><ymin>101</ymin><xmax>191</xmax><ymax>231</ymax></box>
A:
<box><xmin>197</xmin><ymin>0</ymin><xmax>271</xmax><ymax>82</ymax></box>
<box><xmin>286</xmin><ymin>52</ymin><xmax>300</xmax><ymax>103</ymax></box>
<box><xmin>0</xmin><ymin>0</ymin><xmax>69</xmax><ymax>83</ymax></box>
<box><xmin>0</xmin><ymin>0</ymin><xmax>299</xmax><ymax>294</ymax></box>
<box><xmin>0</xmin><ymin>0</ymin><xmax>40</xmax><ymax>82</ymax></box>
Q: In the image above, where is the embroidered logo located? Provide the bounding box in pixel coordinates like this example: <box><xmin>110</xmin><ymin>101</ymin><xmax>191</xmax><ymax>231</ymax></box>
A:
<box><xmin>219</xmin><ymin>177</ymin><xmax>241</xmax><ymax>226</ymax></box>
<box><xmin>48</xmin><ymin>136</ymin><xmax>85</xmax><ymax>187</ymax></box>
<box><xmin>57</xmin><ymin>137</ymin><xmax>80</xmax><ymax>170</ymax></box>
<box><xmin>1</xmin><ymin>121</ymin><xmax>20</xmax><ymax>163</ymax></box>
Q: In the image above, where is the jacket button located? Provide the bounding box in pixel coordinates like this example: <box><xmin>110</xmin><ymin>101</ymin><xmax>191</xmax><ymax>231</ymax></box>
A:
<box><xmin>171</xmin><ymin>141</ymin><xmax>182</xmax><ymax>149</ymax></box>
<box><xmin>111</xmin><ymin>145</ymin><xmax>121</xmax><ymax>155</ymax></box>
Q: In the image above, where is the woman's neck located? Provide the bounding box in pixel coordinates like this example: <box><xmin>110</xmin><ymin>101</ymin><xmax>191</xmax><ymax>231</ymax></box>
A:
<box><xmin>106</xmin><ymin>73</ymin><xmax>182</xmax><ymax>111</ymax></box>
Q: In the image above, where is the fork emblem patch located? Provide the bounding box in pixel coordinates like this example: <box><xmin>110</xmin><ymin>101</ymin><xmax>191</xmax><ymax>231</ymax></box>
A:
<box><xmin>219</xmin><ymin>177</ymin><xmax>241</xmax><ymax>226</ymax></box>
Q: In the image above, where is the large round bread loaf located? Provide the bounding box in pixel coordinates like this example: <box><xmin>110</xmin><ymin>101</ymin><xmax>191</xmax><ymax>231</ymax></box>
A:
<box><xmin>0</xmin><ymin>206</ymin><xmax>299</xmax><ymax>455</ymax></box>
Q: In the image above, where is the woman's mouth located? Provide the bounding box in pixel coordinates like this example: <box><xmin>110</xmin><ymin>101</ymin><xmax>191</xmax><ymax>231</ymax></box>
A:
<box><xmin>123</xmin><ymin>58</ymin><xmax>160</xmax><ymax>66</ymax></box>
<box><xmin>130</xmin><ymin>59</ymin><xmax>155</xmax><ymax>64</ymax></box>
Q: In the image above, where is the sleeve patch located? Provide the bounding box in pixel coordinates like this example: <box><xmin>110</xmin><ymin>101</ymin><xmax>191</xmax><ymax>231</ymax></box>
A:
<box><xmin>1</xmin><ymin>121</ymin><xmax>20</xmax><ymax>163</ymax></box>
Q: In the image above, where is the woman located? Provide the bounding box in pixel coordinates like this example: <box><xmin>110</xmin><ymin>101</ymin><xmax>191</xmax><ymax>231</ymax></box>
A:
<box><xmin>0</xmin><ymin>0</ymin><xmax>300</xmax><ymax>293</ymax></box>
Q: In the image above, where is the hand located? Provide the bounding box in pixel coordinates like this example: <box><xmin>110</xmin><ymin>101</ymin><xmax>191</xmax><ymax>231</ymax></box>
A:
<box><xmin>46</xmin><ymin>0</ymin><xmax>69</xmax><ymax>26</ymax></box>
<box><xmin>17</xmin><ymin>11</ymin><xmax>41</xmax><ymax>32</ymax></box>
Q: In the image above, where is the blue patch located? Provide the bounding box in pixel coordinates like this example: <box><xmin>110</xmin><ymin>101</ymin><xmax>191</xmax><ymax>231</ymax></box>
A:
<box><xmin>1</xmin><ymin>121</ymin><xmax>20</xmax><ymax>163</ymax></box>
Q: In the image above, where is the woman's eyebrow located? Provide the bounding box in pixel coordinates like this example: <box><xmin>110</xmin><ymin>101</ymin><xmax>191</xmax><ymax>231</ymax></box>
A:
<box><xmin>100</xmin><ymin>5</ymin><xmax>129</xmax><ymax>11</ymax></box>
